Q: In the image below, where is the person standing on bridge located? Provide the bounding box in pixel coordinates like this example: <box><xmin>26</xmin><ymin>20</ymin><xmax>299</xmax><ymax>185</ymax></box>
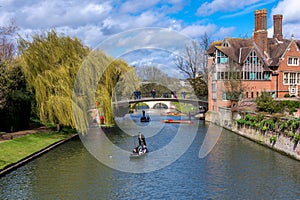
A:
<box><xmin>181</xmin><ymin>91</ymin><xmax>186</xmax><ymax>99</ymax></box>
<box><xmin>133</xmin><ymin>90</ymin><xmax>139</xmax><ymax>100</ymax></box>
<box><xmin>137</xmin><ymin>90</ymin><xmax>141</xmax><ymax>99</ymax></box>
<box><xmin>171</xmin><ymin>91</ymin><xmax>177</xmax><ymax>98</ymax></box>
<box><xmin>151</xmin><ymin>89</ymin><xmax>156</xmax><ymax>98</ymax></box>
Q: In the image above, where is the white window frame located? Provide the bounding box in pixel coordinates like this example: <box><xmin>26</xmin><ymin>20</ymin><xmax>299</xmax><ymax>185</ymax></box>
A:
<box><xmin>283</xmin><ymin>72</ymin><xmax>300</xmax><ymax>85</ymax></box>
<box><xmin>216</xmin><ymin>50</ymin><xmax>228</xmax><ymax>64</ymax></box>
<box><xmin>287</xmin><ymin>57</ymin><xmax>299</xmax><ymax>66</ymax></box>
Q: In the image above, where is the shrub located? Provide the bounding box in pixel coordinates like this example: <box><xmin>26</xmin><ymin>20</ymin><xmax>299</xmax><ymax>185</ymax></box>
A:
<box><xmin>261</xmin><ymin>126</ymin><xmax>267</xmax><ymax>131</ymax></box>
<box><xmin>236</xmin><ymin>118</ymin><xmax>246</xmax><ymax>125</ymax></box>
<box><xmin>270</xmin><ymin>135</ymin><xmax>277</xmax><ymax>144</ymax></box>
<box><xmin>292</xmin><ymin>119</ymin><xmax>299</xmax><ymax>129</ymax></box>
<box><xmin>279</xmin><ymin>121</ymin><xmax>288</xmax><ymax>131</ymax></box>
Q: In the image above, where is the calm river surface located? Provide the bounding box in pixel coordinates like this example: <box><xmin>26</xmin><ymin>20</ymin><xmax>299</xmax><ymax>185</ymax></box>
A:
<box><xmin>1</xmin><ymin>113</ymin><xmax>300</xmax><ymax>200</ymax></box>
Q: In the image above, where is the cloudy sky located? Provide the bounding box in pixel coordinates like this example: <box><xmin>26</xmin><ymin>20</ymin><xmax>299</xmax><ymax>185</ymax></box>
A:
<box><xmin>1</xmin><ymin>0</ymin><xmax>299</xmax><ymax>78</ymax></box>
<box><xmin>1</xmin><ymin>0</ymin><xmax>299</xmax><ymax>47</ymax></box>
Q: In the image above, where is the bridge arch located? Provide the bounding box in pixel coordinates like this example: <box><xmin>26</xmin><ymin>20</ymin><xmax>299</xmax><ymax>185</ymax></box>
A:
<box><xmin>130</xmin><ymin>101</ymin><xmax>172</xmax><ymax>109</ymax></box>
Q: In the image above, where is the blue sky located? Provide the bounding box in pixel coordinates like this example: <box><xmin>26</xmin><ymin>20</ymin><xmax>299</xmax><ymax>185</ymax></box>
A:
<box><xmin>1</xmin><ymin>0</ymin><xmax>299</xmax><ymax>78</ymax></box>
<box><xmin>1</xmin><ymin>0</ymin><xmax>299</xmax><ymax>47</ymax></box>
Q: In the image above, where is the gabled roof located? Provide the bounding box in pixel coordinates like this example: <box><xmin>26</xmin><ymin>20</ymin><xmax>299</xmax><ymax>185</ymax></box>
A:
<box><xmin>208</xmin><ymin>37</ymin><xmax>295</xmax><ymax>68</ymax></box>
<box><xmin>267</xmin><ymin>38</ymin><xmax>290</xmax><ymax>66</ymax></box>
<box><xmin>208</xmin><ymin>38</ymin><xmax>254</xmax><ymax>63</ymax></box>
<box><xmin>207</xmin><ymin>41</ymin><xmax>222</xmax><ymax>55</ymax></box>
<box><xmin>239</xmin><ymin>46</ymin><xmax>252</xmax><ymax>63</ymax></box>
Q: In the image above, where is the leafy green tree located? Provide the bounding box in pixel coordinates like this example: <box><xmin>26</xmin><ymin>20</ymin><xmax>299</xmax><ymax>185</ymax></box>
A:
<box><xmin>75</xmin><ymin>51</ymin><xmax>132</xmax><ymax>127</ymax></box>
<box><xmin>96</xmin><ymin>59</ymin><xmax>132</xmax><ymax>125</ymax></box>
<box><xmin>114</xmin><ymin>68</ymin><xmax>140</xmax><ymax>100</ymax></box>
<box><xmin>0</xmin><ymin>20</ymin><xmax>32</xmax><ymax>132</ymax></box>
<box><xmin>19</xmin><ymin>30</ymin><xmax>90</xmax><ymax>129</ymax></box>
<box><xmin>0</xmin><ymin>61</ymin><xmax>32</xmax><ymax>132</ymax></box>
<box><xmin>189</xmin><ymin>72</ymin><xmax>208</xmax><ymax>98</ymax></box>
<box><xmin>255</xmin><ymin>92</ymin><xmax>277</xmax><ymax>113</ymax></box>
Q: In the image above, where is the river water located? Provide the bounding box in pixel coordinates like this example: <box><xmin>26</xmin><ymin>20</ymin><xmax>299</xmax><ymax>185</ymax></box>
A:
<box><xmin>0</xmin><ymin>112</ymin><xmax>300</xmax><ymax>200</ymax></box>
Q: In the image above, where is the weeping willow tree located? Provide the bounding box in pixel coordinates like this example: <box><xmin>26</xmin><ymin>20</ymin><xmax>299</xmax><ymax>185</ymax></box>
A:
<box><xmin>114</xmin><ymin>67</ymin><xmax>141</xmax><ymax>101</ymax></box>
<box><xmin>19</xmin><ymin>30</ymin><xmax>132</xmax><ymax>131</ymax></box>
<box><xmin>96</xmin><ymin>59</ymin><xmax>132</xmax><ymax>125</ymax></box>
<box><xmin>19</xmin><ymin>30</ymin><xmax>90</xmax><ymax>129</ymax></box>
<box><xmin>74</xmin><ymin>50</ymin><xmax>132</xmax><ymax>127</ymax></box>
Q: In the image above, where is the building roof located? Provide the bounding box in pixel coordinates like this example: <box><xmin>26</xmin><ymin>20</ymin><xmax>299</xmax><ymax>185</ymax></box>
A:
<box><xmin>207</xmin><ymin>36</ymin><xmax>296</xmax><ymax>69</ymax></box>
<box><xmin>267</xmin><ymin>38</ymin><xmax>291</xmax><ymax>66</ymax></box>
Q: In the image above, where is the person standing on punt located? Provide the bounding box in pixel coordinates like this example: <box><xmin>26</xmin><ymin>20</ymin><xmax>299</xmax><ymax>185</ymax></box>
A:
<box><xmin>138</xmin><ymin>132</ymin><xmax>146</xmax><ymax>147</ymax></box>
<box><xmin>133</xmin><ymin>132</ymin><xmax>148</xmax><ymax>153</ymax></box>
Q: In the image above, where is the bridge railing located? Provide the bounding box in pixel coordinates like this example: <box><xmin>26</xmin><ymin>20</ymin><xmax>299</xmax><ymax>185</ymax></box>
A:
<box><xmin>131</xmin><ymin>91</ymin><xmax>202</xmax><ymax>100</ymax></box>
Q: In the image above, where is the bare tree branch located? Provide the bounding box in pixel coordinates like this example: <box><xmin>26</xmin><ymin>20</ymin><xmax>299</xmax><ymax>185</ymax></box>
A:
<box><xmin>174</xmin><ymin>34</ymin><xmax>211</xmax><ymax>98</ymax></box>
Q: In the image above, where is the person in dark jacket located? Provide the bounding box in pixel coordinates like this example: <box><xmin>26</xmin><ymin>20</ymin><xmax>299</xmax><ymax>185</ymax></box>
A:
<box><xmin>138</xmin><ymin>132</ymin><xmax>146</xmax><ymax>146</ymax></box>
<box><xmin>133</xmin><ymin>132</ymin><xmax>148</xmax><ymax>153</ymax></box>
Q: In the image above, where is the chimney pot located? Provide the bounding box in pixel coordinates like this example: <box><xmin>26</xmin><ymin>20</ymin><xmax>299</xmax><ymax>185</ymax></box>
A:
<box><xmin>253</xmin><ymin>9</ymin><xmax>268</xmax><ymax>53</ymax></box>
<box><xmin>273</xmin><ymin>14</ymin><xmax>283</xmax><ymax>41</ymax></box>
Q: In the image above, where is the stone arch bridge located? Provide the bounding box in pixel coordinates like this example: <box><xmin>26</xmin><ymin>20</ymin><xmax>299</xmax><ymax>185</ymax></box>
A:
<box><xmin>112</xmin><ymin>97</ymin><xmax>208</xmax><ymax>117</ymax></box>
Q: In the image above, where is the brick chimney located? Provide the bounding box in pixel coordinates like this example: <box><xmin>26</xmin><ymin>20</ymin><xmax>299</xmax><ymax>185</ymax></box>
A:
<box><xmin>253</xmin><ymin>9</ymin><xmax>268</xmax><ymax>54</ymax></box>
<box><xmin>273</xmin><ymin>14</ymin><xmax>283</xmax><ymax>41</ymax></box>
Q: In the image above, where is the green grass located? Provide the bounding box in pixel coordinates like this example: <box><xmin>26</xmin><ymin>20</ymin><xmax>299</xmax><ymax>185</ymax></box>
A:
<box><xmin>172</xmin><ymin>102</ymin><xmax>196</xmax><ymax>113</ymax></box>
<box><xmin>0</xmin><ymin>132</ymin><xmax>74</xmax><ymax>170</ymax></box>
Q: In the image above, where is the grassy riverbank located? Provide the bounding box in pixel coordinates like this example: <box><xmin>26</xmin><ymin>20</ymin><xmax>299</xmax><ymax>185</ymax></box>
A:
<box><xmin>0</xmin><ymin>132</ymin><xmax>75</xmax><ymax>171</ymax></box>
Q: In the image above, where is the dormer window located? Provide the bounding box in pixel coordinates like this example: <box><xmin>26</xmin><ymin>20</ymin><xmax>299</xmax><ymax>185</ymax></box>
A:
<box><xmin>223</xmin><ymin>41</ymin><xmax>229</xmax><ymax>47</ymax></box>
<box><xmin>217</xmin><ymin>50</ymin><xmax>228</xmax><ymax>64</ymax></box>
<box><xmin>287</xmin><ymin>57</ymin><xmax>299</xmax><ymax>66</ymax></box>
<box><xmin>245</xmin><ymin>50</ymin><xmax>262</xmax><ymax>65</ymax></box>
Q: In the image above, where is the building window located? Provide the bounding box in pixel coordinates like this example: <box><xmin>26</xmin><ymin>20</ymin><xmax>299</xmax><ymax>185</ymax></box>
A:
<box><xmin>290</xmin><ymin>73</ymin><xmax>296</xmax><ymax>84</ymax></box>
<box><xmin>224</xmin><ymin>72</ymin><xmax>228</xmax><ymax>79</ymax></box>
<box><xmin>284</xmin><ymin>73</ymin><xmax>288</xmax><ymax>84</ymax></box>
<box><xmin>243</xmin><ymin>50</ymin><xmax>265</xmax><ymax>80</ymax></box>
<box><xmin>222</xmin><ymin>92</ymin><xmax>231</xmax><ymax>100</ymax></box>
<box><xmin>212</xmin><ymin>82</ymin><xmax>216</xmax><ymax>99</ymax></box>
<box><xmin>217</xmin><ymin>51</ymin><xmax>228</xmax><ymax>64</ymax></box>
<box><xmin>250</xmin><ymin>72</ymin><xmax>257</xmax><ymax>80</ymax></box>
<box><xmin>284</xmin><ymin>72</ymin><xmax>300</xmax><ymax>85</ymax></box>
<box><xmin>287</xmin><ymin>57</ymin><xmax>299</xmax><ymax>66</ymax></box>
<box><xmin>263</xmin><ymin>72</ymin><xmax>271</xmax><ymax>80</ymax></box>
<box><xmin>223</xmin><ymin>41</ymin><xmax>229</xmax><ymax>47</ymax></box>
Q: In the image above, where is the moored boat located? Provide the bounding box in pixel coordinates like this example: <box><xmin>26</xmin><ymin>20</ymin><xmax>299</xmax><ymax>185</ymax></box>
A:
<box><xmin>161</xmin><ymin>119</ymin><xmax>193</xmax><ymax>124</ymax></box>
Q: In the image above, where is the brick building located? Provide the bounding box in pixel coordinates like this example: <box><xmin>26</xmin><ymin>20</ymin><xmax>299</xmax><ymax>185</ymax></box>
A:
<box><xmin>207</xmin><ymin>9</ymin><xmax>300</xmax><ymax>112</ymax></box>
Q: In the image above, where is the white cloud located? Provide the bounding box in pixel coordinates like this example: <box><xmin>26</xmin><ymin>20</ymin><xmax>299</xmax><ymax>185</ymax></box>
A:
<box><xmin>271</xmin><ymin>0</ymin><xmax>300</xmax><ymax>24</ymax></box>
<box><xmin>18</xmin><ymin>1</ymin><xmax>112</xmax><ymax>28</ymax></box>
<box><xmin>134</xmin><ymin>11</ymin><xmax>160</xmax><ymax>27</ymax></box>
<box><xmin>180</xmin><ymin>24</ymin><xmax>217</xmax><ymax>38</ymax></box>
<box><xmin>0</xmin><ymin>0</ymin><xmax>192</xmax><ymax>47</ymax></box>
<box><xmin>119</xmin><ymin>0</ymin><xmax>160</xmax><ymax>14</ymax></box>
<box><xmin>197</xmin><ymin>0</ymin><xmax>266</xmax><ymax>16</ymax></box>
<box><xmin>212</xmin><ymin>27</ymin><xmax>235</xmax><ymax>40</ymax></box>
<box><xmin>268</xmin><ymin>0</ymin><xmax>300</xmax><ymax>39</ymax></box>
